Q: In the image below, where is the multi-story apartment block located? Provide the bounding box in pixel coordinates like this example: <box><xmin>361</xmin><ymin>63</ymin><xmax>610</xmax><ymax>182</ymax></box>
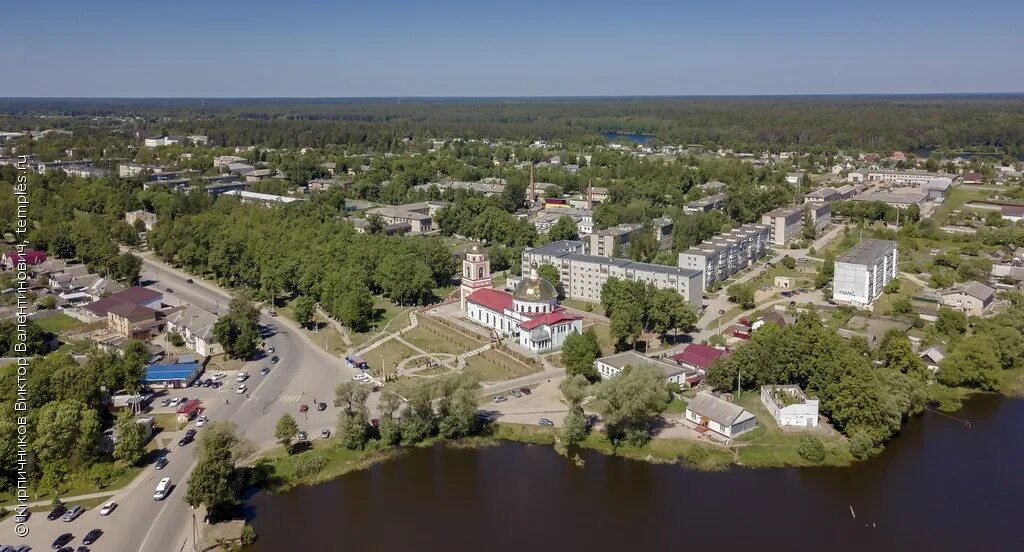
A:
<box><xmin>683</xmin><ymin>193</ymin><xmax>727</xmax><ymax>213</ymax></box>
<box><xmin>832</xmin><ymin>239</ymin><xmax>898</xmax><ymax>306</ymax></box>
<box><xmin>522</xmin><ymin>241</ymin><xmax>703</xmax><ymax>307</ymax></box>
<box><xmin>847</xmin><ymin>169</ymin><xmax>955</xmax><ymax>186</ymax></box>
<box><xmin>677</xmin><ymin>224</ymin><xmax>771</xmax><ymax>289</ymax></box>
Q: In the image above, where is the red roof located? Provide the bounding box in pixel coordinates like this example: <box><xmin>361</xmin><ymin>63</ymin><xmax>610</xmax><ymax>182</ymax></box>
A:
<box><xmin>86</xmin><ymin>286</ymin><xmax>162</xmax><ymax>316</ymax></box>
<box><xmin>519</xmin><ymin>309</ymin><xmax>580</xmax><ymax>330</ymax></box>
<box><xmin>466</xmin><ymin>288</ymin><xmax>513</xmax><ymax>313</ymax></box>
<box><xmin>671</xmin><ymin>344</ymin><xmax>730</xmax><ymax>370</ymax></box>
<box><xmin>3</xmin><ymin>250</ymin><xmax>47</xmax><ymax>265</ymax></box>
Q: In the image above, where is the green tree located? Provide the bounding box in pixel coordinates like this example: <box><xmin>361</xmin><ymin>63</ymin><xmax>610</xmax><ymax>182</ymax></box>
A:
<box><xmin>647</xmin><ymin>288</ymin><xmax>698</xmax><ymax>336</ymax></box>
<box><xmin>727</xmin><ymin>282</ymin><xmax>755</xmax><ymax>309</ymax></box>
<box><xmin>213</xmin><ymin>294</ymin><xmax>261</xmax><ymax>359</ymax></box>
<box><xmin>378</xmin><ymin>387</ymin><xmax>404</xmax><ymax>446</ymax></box>
<box><xmin>548</xmin><ymin>216</ymin><xmax>579</xmax><ymax>242</ymax></box>
<box><xmin>167</xmin><ymin>330</ymin><xmax>186</xmax><ymax>347</ymax></box>
<box><xmin>435</xmin><ymin>373</ymin><xmax>480</xmax><ymax>439</ymax></box>
<box><xmin>627</xmin><ymin>223</ymin><xmax>658</xmax><ymax>263</ymax></box>
<box><xmin>593</xmin><ymin>364</ymin><xmax>671</xmax><ymax>445</ymax></box>
<box><xmin>937</xmin><ymin>335</ymin><xmax>1001</xmax><ymax>390</ymax></box>
<box><xmin>334</xmin><ymin>381</ymin><xmax>372</xmax><ymax>449</ymax></box>
<box><xmin>399</xmin><ymin>380</ymin><xmax>436</xmax><ymax>444</ymax></box>
<box><xmin>33</xmin><ymin>400</ymin><xmax>100</xmax><ymax>483</ymax></box>
<box><xmin>935</xmin><ymin>307</ymin><xmax>968</xmax><ymax>338</ymax></box>
<box><xmin>781</xmin><ymin>255</ymin><xmax>796</xmax><ymax>269</ymax></box>
<box><xmin>275</xmin><ymin>414</ymin><xmax>299</xmax><ymax>452</ymax></box>
<box><xmin>185</xmin><ymin>425</ymin><xmax>239</xmax><ymax>516</ymax></box>
<box><xmin>609</xmin><ymin>302</ymin><xmax>644</xmax><ymax>349</ymax></box>
<box><xmin>113</xmin><ymin>408</ymin><xmax>146</xmax><ymax>465</ymax></box>
<box><xmin>815</xmin><ymin>253</ymin><xmax>835</xmax><ymax>289</ymax></box>
<box><xmin>878</xmin><ymin>330</ymin><xmax>927</xmax><ymax>380</ymax></box>
<box><xmin>561</xmin><ymin>329</ymin><xmax>601</xmax><ymax>380</ymax></box>
<box><xmin>559</xmin><ymin>375</ymin><xmax>592</xmax><ymax>448</ymax></box>
<box><xmin>292</xmin><ymin>295</ymin><xmax>315</xmax><ymax>327</ymax></box>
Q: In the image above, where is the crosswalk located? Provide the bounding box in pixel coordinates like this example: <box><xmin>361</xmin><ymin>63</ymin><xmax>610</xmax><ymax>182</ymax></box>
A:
<box><xmin>280</xmin><ymin>394</ymin><xmax>302</xmax><ymax>403</ymax></box>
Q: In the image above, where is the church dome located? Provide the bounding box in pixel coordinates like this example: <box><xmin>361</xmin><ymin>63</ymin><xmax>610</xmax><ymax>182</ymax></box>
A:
<box><xmin>512</xmin><ymin>275</ymin><xmax>557</xmax><ymax>302</ymax></box>
<box><xmin>468</xmin><ymin>243</ymin><xmax>484</xmax><ymax>254</ymax></box>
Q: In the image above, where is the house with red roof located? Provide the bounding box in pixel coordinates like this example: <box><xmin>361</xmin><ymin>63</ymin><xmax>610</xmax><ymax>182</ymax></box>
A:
<box><xmin>1</xmin><ymin>249</ymin><xmax>47</xmax><ymax>271</ymax></box>
<box><xmin>671</xmin><ymin>344</ymin><xmax>730</xmax><ymax>377</ymax></box>
<box><xmin>464</xmin><ymin>257</ymin><xmax>581</xmax><ymax>352</ymax></box>
<box><xmin>82</xmin><ymin>286</ymin><xmax>163</xmax><ymax>322</ymax></box>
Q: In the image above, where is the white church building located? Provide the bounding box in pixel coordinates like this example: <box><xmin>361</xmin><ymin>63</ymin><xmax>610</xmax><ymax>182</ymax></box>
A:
<box><xmin>460</xmin><ymin>244</ymin><xmax>582</xmax><ymax>353</ymax></box>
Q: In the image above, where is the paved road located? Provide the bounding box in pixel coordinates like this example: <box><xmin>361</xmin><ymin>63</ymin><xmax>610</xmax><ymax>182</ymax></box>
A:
<box><xmin>0</xmin><ymin>256</ymin><xmax>361</xmax><ymax>552</ymax></box>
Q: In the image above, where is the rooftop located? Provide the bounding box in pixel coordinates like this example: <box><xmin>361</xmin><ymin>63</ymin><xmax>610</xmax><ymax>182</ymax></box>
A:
<box><xmin>596</xmin><ymin>351</ymin><xmax>690</xmax><ymax>378</ymax></box>
<box><xmin>837</xmin><ymin>239</ymin><xmax>896</xmax><ymax>266</ymax></box>
<box><xmin>686</xmin><ymin>392</ymin><xmax>755</xmax><ymax>427</ymax></box>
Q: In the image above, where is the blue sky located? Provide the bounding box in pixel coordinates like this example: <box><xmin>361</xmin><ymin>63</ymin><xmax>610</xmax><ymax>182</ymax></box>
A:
<box><xmin>2</xmin><ymin>0</ymin><xmax>1022</xmax><ymax>97</ymax></box>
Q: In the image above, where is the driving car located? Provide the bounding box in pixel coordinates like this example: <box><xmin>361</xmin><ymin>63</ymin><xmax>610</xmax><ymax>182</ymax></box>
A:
<box><xmin>236</xmin><ymin>384</ymin><xmax>247</xmax><ymax>394</ymax></box>
<box><xmin>520</xmin><ymin>387</ymin><xmax>532</xmax><ymax>395</ymax></box>
<box><xmin>165</xmin><ymin>287</ymin><xmax>173</xmax><ymax>293</ymax></box>
<box><xmin>177</xmin><ymin>434</ymin><xmax>193</xmax><ymax>447</ymax></box>
<box><xmin>81</xmin><ymin>529</ymin><xmax>102</xmax><ymax>545</ymax></box>
<box><xmin>186</xmin><ymin>278</ymin><xmax>194</xmax><ymax>283</ymax></box>
<box><xmin>299</xmin><ymin>404</ymin><xmax>309</xmax><ymax>413</ymax></box>
<box><xmin>538</xmin><ymin>418</ymin><xmax>555</xmax><ymax>427</ymax></box>
<box><xmin>196</xmin><ymin>415</ymin><xmax>208</xmax><ymax>427</ymax></box>
<box><xmin>154</xmin><ymin>456</ymin><xmax>169</xmax><ymax>470</ymax></box>
<box><xmin>98</xmin><ymin>500</ymin><xmax>117</xmax><ymax>516</ymax></box>
<box><xmin>52</xmin><ymin>533</ymin><xmax>74</xmax><ymax>549</ymax></box>
<box><xmin>267</xmin><ymin>347</ymin><xmax>275</xmax><ymax>354</ymax></box>
<box><xmin>268</xmin><ymin>310</ymin><xmax>278</xmax><ymax>317</ymax></box>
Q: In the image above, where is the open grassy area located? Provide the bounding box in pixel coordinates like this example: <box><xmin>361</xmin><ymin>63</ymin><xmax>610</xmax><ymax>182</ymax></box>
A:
<box><xmin>32</xmin><ymin>313</ymin><xmax>84</xmax><ymax>333</ymax></box>
<box><xmin>0</xmin><ymin>463</ymin><xmax>142</xmax><ymax>508</ymax></box>
<box><xmin>464</xmin><ymin>349</ymin><xmax>540</xmax><ymax>382</ymax></box>
<box><xmin>28</xmin><ymin>494</ymin><xmax>113</xmax><ymax>513</ymax></box>
<box><xmin>933</xmin><ymin>187</ymin><xmax>990</xmax><ymax>225</ymax></box>
<box><xmin>730</xmin><ymin>392</ymin><xmax>852</xmax><ymax>467</ymax></box>
<box><xmin>402</xmin><ymin>317</ymin><xmax>484</xmax><ymax>354</ymax></box>
<box><xmin>663</xmin><ymin>397</ymin><xmax>687</xmax><ymax>415</ymax></box>
<box><xmin>347</xmin><ymin>297</ymin><xmax>413</xmax><ymax>348</ymax></box>
<box><xmin>872</xmin><ymin>276</ymin><xmax>923</xmax><ymax>315</ymax></box>
<box><xmin>257</xmin><ymin>438</ymin><xmax>401</xmax><ymax>492</ymax></box>
<box><xmin>563</xmin><ymin>298</ymin><xmax>605</xmax><ymax>316</ymax></box>
<box><xmin>587</xmin><ymin>322</ymin><xmax>616</xmax><ymax>355</ymax></box>
<box><xmin>363</xmin><ymin>337</ymin><xmax>419</xmax><ymax>377</ymax></box>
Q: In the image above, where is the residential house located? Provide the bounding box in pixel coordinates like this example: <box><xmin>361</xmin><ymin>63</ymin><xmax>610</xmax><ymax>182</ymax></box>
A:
<box><xmin>670</xmin><ymin>344</ymin><xmax>729</xmax><ymax>379</ymax></box>
<box><xmin>107</xmin><ymin>302</ymin><xmax>161</xmax><ymax>338</ymax></box>
<box><xmin>166</xmin><ymin>305</ymin><xmax>222</xmax><ymax>356</ymax></box>
<box><xmin>1</xmin><ymin>249</ymin><xmax>47</xmax><ymax>270</ymax></box>
<box><xmin>125</xmin><ymin>210</ymin><xmax>157</xmax><ymax>231</ymax></box>
<box><xmin>684</xmin><ymin>392</ymin><xmax>757</xmax><ymax>439</ymax></box>
<box><xmin>939</xmin><ymin>281</ymin><xmax>995</xmax><ymax>317</ymax></box>
<box><xmin>595</xmin><ymin>351</ymin><xmax>701</xmax><ymax>387</ymax></box>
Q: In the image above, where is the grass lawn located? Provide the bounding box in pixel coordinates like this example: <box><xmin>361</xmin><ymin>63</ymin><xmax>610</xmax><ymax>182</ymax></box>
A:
<box><xmin>28</xmin><ymin>495</ymin><xmax>113</xmax><ymax>513</ymax></box>
<box><xmin>730</xmin><ymin>392</ymin><xmax>851</xmax><ymax>467</ymax></box>
<box><xmin>933</xmin><ymin>187</ymin><xmax>990</xmax><ymax>225</ymax></box>
<box><xmin>707</xmin><ymin>306</ymin><xmax>744</xmax><ymax>331</ymax></box>
<box><xmin>0</xmin><ymin>463</ymin><xmax>143</xmax><ymax>508</ymax></box>
<box><xmin>563</xmin><ymin>298</ymin><xmax>604</xmax><ymax>316</ymax></box>
<box><xmin>464</xmin><ymin>349</ymin><xmax>540</xmax><ymax>382</ymax></box>
<box><xmin>33</xmin><ymin>313</ymin><xmax>84</xmax><ymax>333</ymax></box>
<box><xmin>663</xmin><ymin>397</ymin><xmax>687</xmax><ymax>415</ymax></box>
<box><xmin>402</xmin><ymin>317</ymin><xmax>484</xmax><ymax>354</ymax></box>
<box><xmin>587</xmin><ymin>322</ymin><xmax>616</xmax><ymax>355</ymax></box>
<box><xmin>258</xmin><ymin>438</ymin><xmax>400</xmax><ymax>491</ymax></box>
<box><xmin>872</xmin><ymin>276</ymin><xmax>923</xmax><ymax>315</ymax></box>
<box><xmin>363</xmin><ymin>337</ymin><xmax>419</xmax><ymax>378</ymax></box>
<box><xmin>348</xmin><ymin>297</ymin><xmax>413</xmax><ymax>349</ymax></box>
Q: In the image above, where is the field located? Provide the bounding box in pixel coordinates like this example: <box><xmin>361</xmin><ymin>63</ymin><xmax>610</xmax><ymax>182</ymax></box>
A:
<box><xmin>33</xmin><ymin>313</ymin><xmax>84</xmax><ymax>333</ymax></box>
<box><xmin>730</xmin><ymin>392</ymin><xmax>851</xmax><ymax>467</ymax></box>
<box><xmin>363</xmin><ymin>338</ymin><xmax>419</xmax><ymax>378</ymax></box>
<box><xmin>464</xmin><ymin>349</ymin><xmax>540</xmax><ymax>382</ymax></box>
<box><xmin>402</xmin><ymin>317</ymin><xmax>484</xmax><ymax>354</ymax></box>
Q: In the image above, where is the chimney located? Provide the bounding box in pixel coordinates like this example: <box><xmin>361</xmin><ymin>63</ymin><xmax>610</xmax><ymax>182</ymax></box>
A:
<box><xmin>529</xmin><ymin>164</ymin><xmax>535</xmax><ymax>205</ymax></box>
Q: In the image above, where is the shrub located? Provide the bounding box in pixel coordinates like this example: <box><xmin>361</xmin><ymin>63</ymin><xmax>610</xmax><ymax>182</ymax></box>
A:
<box><xmin>797</xmin><ymin>434</ymin><xmax>826</xmax><ymax>465</ymax></box>
<box><xmin>292</xmin><ymin>456</ymin><xmax>328</xmax><ymax>480</ymax></box>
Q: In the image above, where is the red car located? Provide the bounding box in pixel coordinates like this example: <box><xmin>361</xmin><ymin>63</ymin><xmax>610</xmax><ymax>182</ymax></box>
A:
<box><xmin>299</xmin><ymin>404</ymin><xmax>309</xmax><ymax>413</ymax></box>
<box><xmin>520</xmin><ymin>387</ymin><xmax>532</xmax><ymax>395</ymax></box>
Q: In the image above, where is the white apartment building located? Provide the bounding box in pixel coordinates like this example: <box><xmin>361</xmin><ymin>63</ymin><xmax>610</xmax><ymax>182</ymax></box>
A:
<box><xmin>522</xmin><ymin>241</ymin><xmax>703</xmax><ymax>307</ymax></box>
<box><xmin>678</xmin><ymin>224</ymin><xmax>771</xmax><ymax>290</ymax></box>
<box><xmin>533</xmin><ymin>208</ymin><xmax>594</xmax><ymax>236</ymax></box>
<box><xmin>761</xmin><ymin>206</ymin><xmax>805</xmax><ymax>246</ymax></box>
<box><xmin>847</xmin><ymin>169</ymin><xmax>955</xmax><ymax>186</ymax></box>
<box><xmin>832</xmin><ymin>239</ymin><xmax>898</xmax><ymax>306</ymax></box>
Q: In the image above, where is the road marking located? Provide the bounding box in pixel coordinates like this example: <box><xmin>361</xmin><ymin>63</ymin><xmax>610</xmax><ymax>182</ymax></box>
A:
<box><xmin>280</xmin><ymin>394</ymin><xmax>301</xmax><ymax>402</ymax></box>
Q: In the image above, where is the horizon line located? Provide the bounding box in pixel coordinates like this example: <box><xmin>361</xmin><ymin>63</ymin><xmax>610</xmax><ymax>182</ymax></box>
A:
<box><xmin>2</xmin><ymin>92</ymin><xmax>1024</xmax><ymax>101</ymax></box>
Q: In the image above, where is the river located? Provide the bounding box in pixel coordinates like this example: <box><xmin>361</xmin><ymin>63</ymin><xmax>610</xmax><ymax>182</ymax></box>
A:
<box><xmin>247</xmin><ymin>395</ymin><xmax>1024</xmax><ymax>551</ymax></box>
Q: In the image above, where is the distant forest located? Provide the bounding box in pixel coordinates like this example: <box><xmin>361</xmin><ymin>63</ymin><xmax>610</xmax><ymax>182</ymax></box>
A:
<box><xmin>3</xmin><ymin>95</ymin><xmax>1024</xmax><ymax>153</ymax></box>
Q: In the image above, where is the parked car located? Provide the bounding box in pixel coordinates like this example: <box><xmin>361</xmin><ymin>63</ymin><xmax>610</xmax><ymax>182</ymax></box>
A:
<box><xmin>519</xmin><ymin>387</ymin><xmax>532</xmax><ymax>395</ymax></box>
<box><xmin>296</xmin><ymin>431</ymin><xmax>308</xmax><ymax>441</ymax></box>
<box><xmin>211</xmin><ymin>381</ymin><xmax>222</xmax><ymax>389</ymax></box>
<box><xmin>165</xmin><ymin>287</ymin><xmax>174</xmax><ymax>293</ymax></box>
<box><xmin>81</xmin><ymin>529</ymin><xmax>102</xmax><ymax>545</ymax></box>
<box><xmin>154</xmin><ymin>456</ymin><xmax>169</xmax><ymax>470</ymax></box>
<box><xmin>61</xmin><ymin>505</ymin><xmax>84</xmax><ymax>522</ymax></box>
<box><xmin>267</xmin><ymin>347</ymin><xmax>275</xmax><ymax>354</ymax></box>
<box><xmin>201</xmin><ymin>379</ymin><xmax>213</xmax><ymax>387</ymax></box>
<box><xmin>76</xmin><ymin>547</ymin><xmax>89</xmax><ymax>552</ymax></box>
<box><xmin>538</xmin><ymin>418</ymin><xmax>555</xmax><ymax>427</ymax></box>
<box><xmin>317</xmin><ymin>402</ymin><xmax>327</xmax><ymax>411</ymax></box>
<box><xmin>260</xmin><ymin>366</ymin><xmax>270</xmax><ymax>375</ymax></box>
<box><xmin>55</xmin><ymin>547</ymin><xmax>73</xmax><ymax>552</ymax></box>
<box><xmin>236</xmin><ymin>384</ymin><xmax>247</xmax><ymax>394</ymax></box>
<box><xmin>160</xmin><ymin>398</ymin><xmax>173</xmax><ymax>407</ymax></box>
<box><xmin>299</xmin><ymin>404</ymin><xmax>309</xmax><ymax>413</ymax></box>
<box><xmin>185</xmin><ymin>429</ymin><xmax>197</xmax><ymax>439</ymax></box>
<box><xmin>98</xmin><ymin>500</ymin><xmax>117</xmax><ymax>516</ymax></box>
<box><xmin>47</xmin><ymin>504</ymin><xmax>67</xmax><ymax>521</ymax></box>
<box><xmin>493</xmin><ymin>396</ymin><xmax>507</xmax><ymax>403</ymax></box>
<box><xmin>52</xmin><ymin>533</ymin><xmax>74</xmax><ymax>549</ymax></box>
<box><xmin>271</xmin><ymin>356</ymin><xmax>280</xmax><ymax>363</ymax></box>
<box><xmin>13</xmin><ymin>509</ymin><xmax>30</xmax><ymax>523</ymax></box>
<box><xmin>320</xmin><ymin>428</ymin><xmax>331</xmax><ymax>438</ymax></box>
<box><xmin>510</xmin><ymin>389</ymin><xmax>522</xmax><ymax>398</ymax></box>
<box><xmin>195</xmin><ymin>415</ymin><xmax>207</xmax><ymax>427</ymax></box>
<box><xmin>268</xmin><ymin>310</ymin><xmax>278</xmax><ymax>317</ymax></box>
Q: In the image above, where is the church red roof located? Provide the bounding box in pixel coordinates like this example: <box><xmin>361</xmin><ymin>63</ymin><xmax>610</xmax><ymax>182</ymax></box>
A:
<box><xmin>519</xmin><ymin>309</ymin><xmax>580</xmax><ymax>330</ymax></box>
<box><xmin>466</xmin><ymin>288</ymin><xmax>513</xmax><ymax>313</ymax></box>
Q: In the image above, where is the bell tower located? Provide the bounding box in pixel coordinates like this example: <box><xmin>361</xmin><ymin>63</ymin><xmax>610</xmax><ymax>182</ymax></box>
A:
<box><xmin>460</xmin><ymin>243</ymin><xmax>492</xmax><ymax>309</ymax></box>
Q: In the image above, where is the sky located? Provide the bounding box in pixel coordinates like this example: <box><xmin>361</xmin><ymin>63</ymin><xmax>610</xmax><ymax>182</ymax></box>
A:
<box><xmin>2</xmin><ymin>0</ymin><xmax>1023</xmax><ymax>97</ymax></box>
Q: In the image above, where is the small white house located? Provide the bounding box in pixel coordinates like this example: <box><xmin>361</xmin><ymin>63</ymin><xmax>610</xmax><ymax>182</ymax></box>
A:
<box><xmin>684</xmin><ymin>392</ymin><xmax>756</xmax><ymax>438</ymax></box>
<box><xmin>594</xmin><ymin>351</ymin><xmax>700</xmax><ymax>387</ymax></box>
<box><xmin>760</xmin><ymin>385</ymin><xmax>819</xmax><ymax>428</ymax></box>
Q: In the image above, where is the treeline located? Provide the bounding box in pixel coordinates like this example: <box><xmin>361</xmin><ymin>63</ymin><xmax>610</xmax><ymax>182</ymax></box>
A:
<box><xmin>5</xmin><ymin>96</ymin><xmax>1024</xmax><ymax>152</ymax></box>
<box><xmin>148</xmin><ymin>198</ymin><xmax>457</xmax><ymax>327</ymax></box>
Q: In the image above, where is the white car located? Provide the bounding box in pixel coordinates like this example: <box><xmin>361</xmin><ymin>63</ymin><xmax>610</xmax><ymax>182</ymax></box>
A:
<box><xmin>99</xmin><ymin>499</ymin><xmax>117</xmax><ymax>516</ymax></box>
<box><xmin>196</xmin><ymin>415</ymin><xmax>208</xmax><ymax>427</ymax></box>
<box><xmin>236</xmin><ymin>384</ymin><xmax>247</xmax><ymax>394</ymax></box>
<box><xmin>352</xmin><ymin>373</ymin><xmax>366</xmax><ymax>381</ymax></box>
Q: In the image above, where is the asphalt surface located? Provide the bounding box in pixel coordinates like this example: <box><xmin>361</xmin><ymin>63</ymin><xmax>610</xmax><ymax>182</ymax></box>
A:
<box><xmin>0</xmin><ymin>257</ymin><xmax>360</xmax><ymax>552</ymax></box>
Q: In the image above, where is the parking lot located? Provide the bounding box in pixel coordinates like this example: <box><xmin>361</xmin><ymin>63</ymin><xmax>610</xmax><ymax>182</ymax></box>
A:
<box><xmin>483</xmin><ymin>378</ymin><xmax>569</xmax><ymax>427</ymax></box>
